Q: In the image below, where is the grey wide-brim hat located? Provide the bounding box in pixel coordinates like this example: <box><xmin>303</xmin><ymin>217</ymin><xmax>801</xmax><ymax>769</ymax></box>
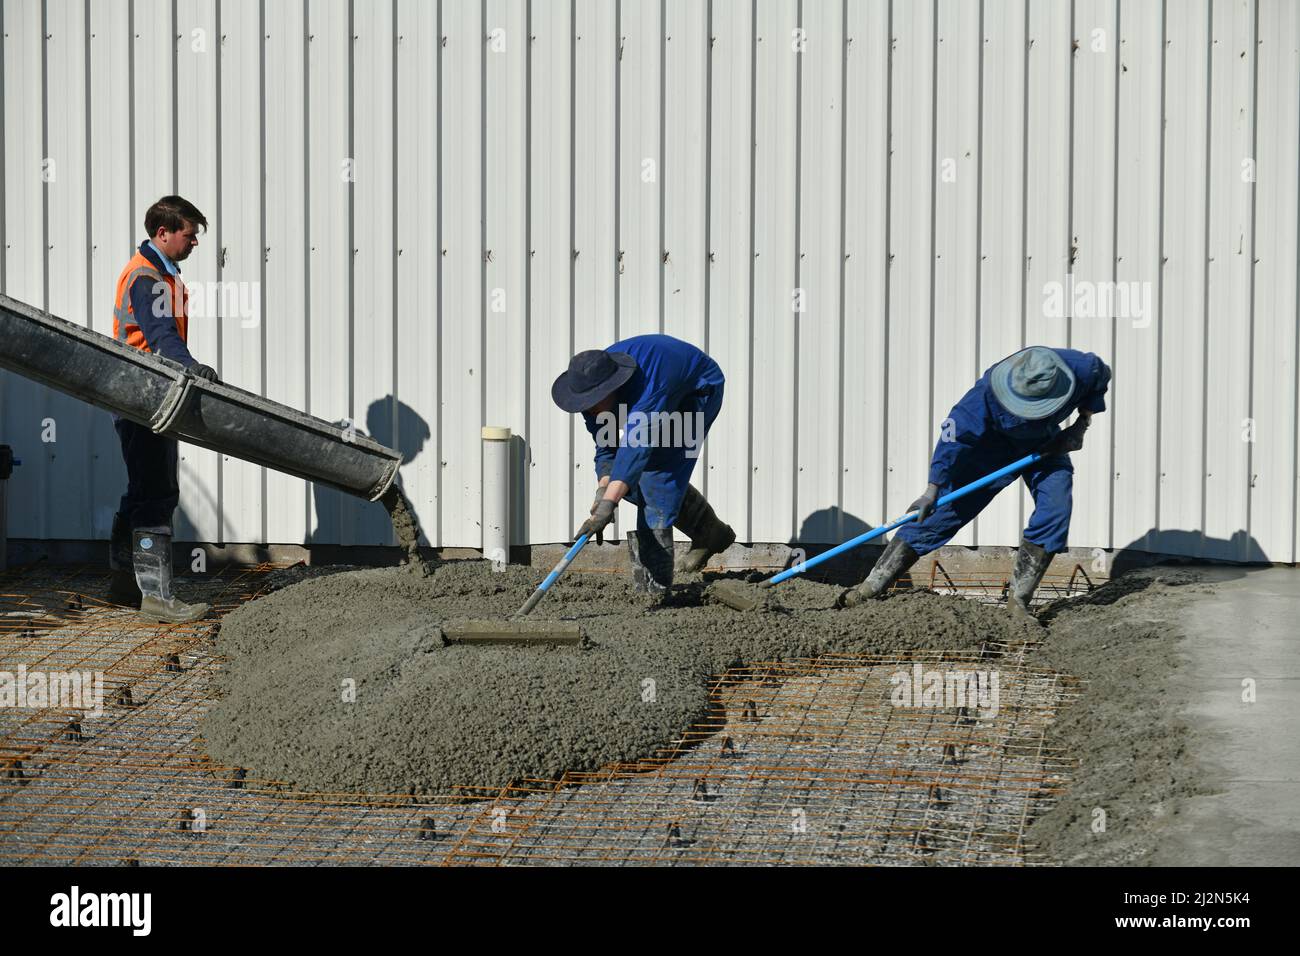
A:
<box><xmin>990</xmin><ymin>347</ymin><xmax>1076</xmax><ymax>421</ymax></box>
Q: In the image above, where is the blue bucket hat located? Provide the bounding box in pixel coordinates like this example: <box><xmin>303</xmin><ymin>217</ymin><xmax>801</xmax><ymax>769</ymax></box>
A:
<box><xmin>551</xmin><ymin>349</ymin><xmax>638</xmax><ymax>413</ymax></box>
<box><xmin>990</xmin><ymin>347</ymin><xmax>1076</xmax><ymax>421</ymax></box>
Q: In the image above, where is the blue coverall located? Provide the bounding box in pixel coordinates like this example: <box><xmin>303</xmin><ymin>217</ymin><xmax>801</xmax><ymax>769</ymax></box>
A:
<box><xmin>895</xmin><ymin>348</ymin><xmax>1111</xmax><ymax>555</ymax></box>
<box><xmin>114</xmin><ymin>241</ymin><xmax>197</xmax><ymax>532</ymax></box>
<box><xmin>582</xmin><ymin>335</ymin><xmax>725</xmax><ymax>532</ymax></box>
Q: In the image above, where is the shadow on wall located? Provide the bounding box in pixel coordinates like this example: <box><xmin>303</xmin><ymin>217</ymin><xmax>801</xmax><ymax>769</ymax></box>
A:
<box><xmin>98</xmin><ymin>412</ymin><xmax>201</xmax><ymax>555</ymax></box>
<box><xmin>169</xmin><ymin>438</ymin><xmax>215</xmax><ymax>549</ymax></box>
<box><xmin>75</xmin><ymin>413</ymin><xmax>219</xmax><ymax>569</ymax></box>
<box><xmin>1110</xmin><ymin>528</ymin><xmax>1269</xmax><ymax>581</ymax></box>
<box><xmin>773</xmin><ymin>514</ymin><xmax>1272</xmax><ymax>591</ymax></box>
<box><xmin>510</xmin><ymin>434</ymin><xmax>528</xmax><ymax>548</ymax></box>
<box><xmin>167</xmin><ymin>495</ymin><xmax>201</xmax><ymax>563</ymax></box>
<box><xmin>779</xmin><ymin>506</ymin><xmax>880</xmax><ymax>587</ymax></box>
<box><xmin>1039</xmin><ymin>528</ymin><xmax>1271</xmax><ymax>622</ymax></box>
<box><xmin>311</xmin><ymin>396</ymin><xmax>431</xmax><ymax>550</ymax></box>
<box><xmin>796</xmin><ymin>505</ymin><xmax>873</xmax><ymax>546</ymax></box>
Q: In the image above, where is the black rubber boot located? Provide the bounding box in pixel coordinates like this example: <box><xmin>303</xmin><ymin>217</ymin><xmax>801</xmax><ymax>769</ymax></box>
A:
<box><xmin>108</xmin><ymin>513</ymin><xmax>142</xmax><ymax>607</ymax></box>
<box><xmin>132</xmin><ymin>528</ymin><xmax>210</xmax><ymax>624</ymax></box>
<box><xmin>673</xmin><ymin>484</ymin><xmax>737</xmax><ymax>574</ymax></box>
<box><xmin>1008</xmin><ymin>538</ymin><xmax>1053</xmax><ymax>626</ymax></box>
<box><xmin>836</xmin><ymin>537</ymin><xmax>920</xmax><ymax>608</ymax></box>
<box><xmin>627</xmin><ymin>528</ymin><xmax>675</xmax><ymax>595</ymax></box>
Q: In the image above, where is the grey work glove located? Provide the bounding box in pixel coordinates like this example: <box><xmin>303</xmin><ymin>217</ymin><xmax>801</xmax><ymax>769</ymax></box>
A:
<box><xmin>190</xmin><ymin>363</ymin><xmax>220</xmax><ymax>383</ymax></box>
<box><xmin>588</xmin><ymin>487</ymin><xmax>611</xmax><ymax>544</ymax></box>
<box><xmin>577</xmin><ymin>498</ymin><xmax>616</xmax><ymax>543</ymax></box>
<box><xmin>909</xmin><ymin>484</ymin><xmax>940</xmax><ymax>523</ymax></box>
<box><xmin>1042</xmin><ymin>416</ymin><xmax>1089</xmax><ymax>456</ymax></box>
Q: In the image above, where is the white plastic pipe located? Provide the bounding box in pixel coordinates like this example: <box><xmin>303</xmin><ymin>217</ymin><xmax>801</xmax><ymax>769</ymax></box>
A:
<box><xmin>481</xmin><ymin>426</ymin><xmax>511</xmax><ymax>568</ymax></box>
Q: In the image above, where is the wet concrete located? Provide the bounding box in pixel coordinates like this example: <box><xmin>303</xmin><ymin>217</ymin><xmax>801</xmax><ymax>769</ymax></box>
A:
<box><xmin>379</xmin><ymin>485</ymin><xmax>428</xmax><ymax>574</ymax></box>
<box><xmin>1026</xmin><ymin>568</ymin><xmax>1217</xmax><ymax>863</ymax></box>
<box><xmin>202</xmin><ymin>562</ymin><xmax>1034</xmax><ymax>797</ymax></box>
<box><xmin>201</xmin><ymin>561</ymin><xmax>1213</xmax><ymax>864</ymax></box>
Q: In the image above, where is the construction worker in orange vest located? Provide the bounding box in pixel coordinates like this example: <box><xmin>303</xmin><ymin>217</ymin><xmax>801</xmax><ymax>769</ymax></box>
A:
<box><xmin>108</xmin><ymin>196</ymin><xmax>218</xmax><ymax>623</ymax></box>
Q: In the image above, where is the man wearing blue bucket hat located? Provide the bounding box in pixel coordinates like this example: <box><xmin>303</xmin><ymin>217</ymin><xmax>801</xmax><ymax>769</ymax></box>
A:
<box><xmin>838</xmin><ymin>346</ymin><xmax>1111</xmax><ymax>624</ymax></box>
<box><xmin>552</xmin><ymin>334</ymin><xmax>735</xmax><ymax>595</ymax></box>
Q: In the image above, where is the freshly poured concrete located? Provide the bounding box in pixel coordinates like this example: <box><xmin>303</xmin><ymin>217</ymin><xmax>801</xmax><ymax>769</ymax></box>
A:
<box><xmin>202</xmin><ymin>562</ymin><xmax>1034</xmax><ymax>797</ymax></box>
<box><xmin>1024</xmin><ymin>570</ymin><xmax>1220</xmax><ymax>863</ymax></box>
<box><xmin>379</xmin><ymin>485</ymin><xmax>427</xmax><ymax>572</ymax></box>
<box><xmin>201</xmin><ymin>557</ymin><xmax>1214</xmax><ymax>869</ymax></box>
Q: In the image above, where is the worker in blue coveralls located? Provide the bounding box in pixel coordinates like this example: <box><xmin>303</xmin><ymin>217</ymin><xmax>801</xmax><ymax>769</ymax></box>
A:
<box><xmin>552</xmin><ymin>334</ymin><xmax>736</xmax><ymax>596</ymax></box>
<box><xmin>837</xmin><ymin>346</ymin><xmax>1112</xmax><ymax>625</ymax></box>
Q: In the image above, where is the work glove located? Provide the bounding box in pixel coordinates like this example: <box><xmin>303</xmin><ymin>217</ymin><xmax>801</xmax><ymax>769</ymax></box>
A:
<box><xmin>190</xmin><ymin>363</ymin><xmax>220</xmax><ymax>383</ymax></box>
<box><xmin>1041</xmin><ymin>416</ymin><xmax>1089</xmax><ymax>457</ymax></box>
<box><xmin>908</xmin><ymin>484</ymin><xmax>940</xmax><ymax>523</ymax></box>
<box><xmin>587</xmin><ymin>487</ymin><xmax>611</xmax><ymax>544</ymax></box>
<box><xmin>577</xmin><ymin>498</ymin><xmax>616</xmax><ymax>544</ymax></box>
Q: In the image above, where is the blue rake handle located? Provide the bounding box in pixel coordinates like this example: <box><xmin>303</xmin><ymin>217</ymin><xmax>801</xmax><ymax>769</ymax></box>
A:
<box><xmin>514</xmin><ymin>533</ymin><xmax>591</xmax><ymax>617</ymax></box>
<box><xmin>763</xmin><ymin>452</ymin><xmax>1043</xmax><ymax>588</ymax></box>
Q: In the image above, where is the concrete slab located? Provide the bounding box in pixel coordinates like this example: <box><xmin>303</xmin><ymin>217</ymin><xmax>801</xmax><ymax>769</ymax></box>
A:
<box><xmin>1151</xmin><ymin>566</ymin><xmax>1300</xmax><ymax>866</ymax></box>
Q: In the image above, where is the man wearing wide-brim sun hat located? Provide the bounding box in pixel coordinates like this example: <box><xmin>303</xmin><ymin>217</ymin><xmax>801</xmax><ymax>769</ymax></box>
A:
<box><xmin>838</xmin><ymin>346</ymin><xmax>1112</xmax><ymax>624</ymax></box>
<box><xmin>552</xmin><ymin>334</ymin><xmax>736</xmax><ymax>596</ymax></box>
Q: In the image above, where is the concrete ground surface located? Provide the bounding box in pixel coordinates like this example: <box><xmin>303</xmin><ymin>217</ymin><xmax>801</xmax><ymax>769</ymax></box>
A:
<box><xmin>183</xmin><ymin>558</ymin><xmax>1300</xmax><ymax>865</ymax></box>
<box><xmin>1</xmin><ymin>556</ymin><xmax>1294</xmax><ymax>866</ymax></box>
<box><xmin>1149</xmin><ymin>567</ymin><xmax>1300</xmax><ymax>868</ymax></box>
<box><xmin>1152</xmin><ymin>566</ymin><xmax>1300</xmax><ymax>866</ymax></box>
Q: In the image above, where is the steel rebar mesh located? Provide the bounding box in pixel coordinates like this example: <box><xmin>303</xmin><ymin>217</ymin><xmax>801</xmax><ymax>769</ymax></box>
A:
<box><xmin>439</xmin><ymin>653</ymin><xmax>1079</xmax><ymax>865</ymax></box>
<box><xmin>0</xmin><ymin>561</ymin><xmax>1079</xmax><ymax>866</ymax></box>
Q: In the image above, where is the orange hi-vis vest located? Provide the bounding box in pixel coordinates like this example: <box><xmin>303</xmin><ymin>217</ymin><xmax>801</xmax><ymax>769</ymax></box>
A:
<box><xmin>112</xmin><ymin>248</ymin><xmax>189</xmax><ymax>352</ymax></box>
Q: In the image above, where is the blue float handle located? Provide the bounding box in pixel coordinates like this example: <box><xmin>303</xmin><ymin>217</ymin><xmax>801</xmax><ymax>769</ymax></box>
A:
<box><xmin>515</xmin><ymin>533</ymin><xmax>591</xmax><ymax>617</ymax></box>
<box><xmin>766</xmin><ymin>452</ymin><xmax>1043</xmax><ymax>587</ymax></box>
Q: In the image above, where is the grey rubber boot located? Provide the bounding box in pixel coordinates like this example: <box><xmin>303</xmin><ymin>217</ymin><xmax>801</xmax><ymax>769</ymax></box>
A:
<box><xmin>1007</xmin><ymin>538</ymin><xmax>1053</xmax><ymax>626</ymax></box>
<box><xmin>673</xmin><ymin>484</ymin><xmax>737</xmax><ymax>574</ymax></box>
<box><xmin>836</xmin><ymin>537</ymin><xmax>920</xmax><ymax>608</ymax></box>
<box><xmin>108</xmin><ymin>513</ymin><xmax>142</xmax><ymax>607</ymax></box>
<box><xmin>627</xmin><ymin>527</ymin><xmax>675</xmax><ymax>595</ymax></box>
<box><xmin>132</xmin><ymin>528</ymin><xmax>210</xmax><ymax>624</ymax></box>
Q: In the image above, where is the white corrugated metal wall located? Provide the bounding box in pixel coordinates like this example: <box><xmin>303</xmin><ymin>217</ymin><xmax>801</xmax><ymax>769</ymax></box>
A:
<box><xmin>1</xmin><ymin>0</ymin><xmax>1297</xmax><ymax>562</ymax></box>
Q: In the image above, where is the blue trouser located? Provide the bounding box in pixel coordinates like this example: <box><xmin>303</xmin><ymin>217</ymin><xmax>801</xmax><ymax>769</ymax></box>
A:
<box><xmin>895</xmin><ymin>444</ymin><xmax>1073</xmax><ymax>555</ymax></box>
<box><xmin>114</xmin><ymin>417</ymin><xmax>180</xmax><ymax>533</ymax></box>
<box><xmin>608</xmin><ymin>384</ymin><xmax>724</xmax><ymax>531</ymax></box>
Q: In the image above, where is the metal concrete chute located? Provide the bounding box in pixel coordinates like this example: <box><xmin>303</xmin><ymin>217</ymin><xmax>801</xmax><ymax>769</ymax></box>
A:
<box><xmin>0</xmin><ymin>292</ymin><xmax>400</xmax><ymax>502</ymax></box>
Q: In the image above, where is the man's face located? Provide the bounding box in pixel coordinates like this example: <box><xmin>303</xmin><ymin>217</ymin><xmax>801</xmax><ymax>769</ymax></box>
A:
<box><xmin>153</xmin><ymin>222</ymin><xmax>201</xmax><ymax>261</ymax></box>
<box><xmin>585</xmin><ymin>393</ymin><xmax>617</xmax><ymax>417</ymax></box>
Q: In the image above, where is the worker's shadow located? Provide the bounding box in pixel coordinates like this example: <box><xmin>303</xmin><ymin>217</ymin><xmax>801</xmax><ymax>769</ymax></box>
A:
<box><xmin>742</xmin><ymin>500</ymin><xmax>1272</xmax><ymax>618</ymax></box>
<box><xmin>1107</xmin><ymin>527</ymin><xmax>1268</xmax><ymax>581</ymax></box>
<box><xmin>784</xmin><ymin>506</ymin><xmax>881</xmax><ymax>588</ymax></box>
<box><xmin>94</xmin><ymin>413</ymin><xmax>211</xmax><ymax>566</ymax></box>
<box><xmin>778</xmin><ymin>516</ymin><xmax>1273</xmax><ymax>594</ymax></box>
<box><xmin>311</xmin><ymin>397</ymin><xmax>431</xmax><ymax>555</ymax></box>
<box><xmin>1037</xmin><ymin>527</ymin><xmax>1268</xmax><ymax>623</ymax></box>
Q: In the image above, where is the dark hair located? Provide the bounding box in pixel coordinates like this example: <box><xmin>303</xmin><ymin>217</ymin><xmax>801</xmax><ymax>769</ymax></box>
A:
<box><xmin>144</xmin><ymin>195</ymin><xmax>208</xmax><ymax>237</ymax></box>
